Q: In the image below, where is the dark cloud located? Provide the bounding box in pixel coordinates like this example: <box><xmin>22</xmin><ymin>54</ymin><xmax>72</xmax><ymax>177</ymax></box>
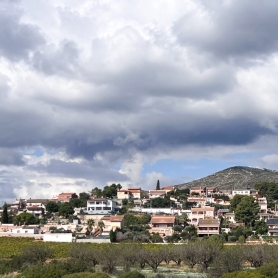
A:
<box><xmin>0</xmin><ymin>149</ymin><xmax>25</xmax><ymax>166</ymax></box>
<box><xmin>30</xmin><ymin>159</ymin><xmax>130</xmax><ymax>183</ymax></box>
<box><xmin>0</xmin><ymin>182</ymin><xmax>16</xmax><ymax>200</ymax></box>
<box><xmin>152</xmin><ymin>118</ymin><xmax>271</xmax><ymax>147</ymax></box>
<box><xmin>173</xmin><ymin>0</ymin><xmax>278</xmax><ymax>59</ymax></box>
<box><xmin>0</xmin><ymin>4</ymin><xmax>45</xmax><ymax>61</ymax></box>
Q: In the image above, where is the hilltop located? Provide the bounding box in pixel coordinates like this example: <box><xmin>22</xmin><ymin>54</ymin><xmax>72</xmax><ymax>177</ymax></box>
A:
<box><xmin>176</xmin><ymin>166</ymin><xmax>278</xmax><ymax>190</ymax></box>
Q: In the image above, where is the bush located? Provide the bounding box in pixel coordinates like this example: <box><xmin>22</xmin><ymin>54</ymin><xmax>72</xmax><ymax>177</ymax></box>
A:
<box><xmin>18</xmin><ymin>259</ymin><xmax>94</xmax><ymax>278</ymax></box>
<box><xmin>238</xmin><ymin>235</ymin><xmax>245</xmax><ymax>243</ymax></box>
<box><xmin>0</xmin><ymin>259</ymin><xmax>13</xmax><ymax>275</ymax></box>
<box><xmin>119</xmin><ymin>271</ymin><xmax>145</xmax><ymax>278</ymax></box>
<box><xmin>221</xmin><ymin>270</ymin><xmax>265</xmax><ymax>278</ymax></box>
<box><xmin>62</xmin><ymin>272</ymin><xmax>111</xmax><ymax>278</ymax></box>
<box><xmin>228</xmin><ymin>236</ymin><xmax>237</xmax><ymax>242</ymax></box>
<box><xmin>256</xmin><ymin>259</ymin><xmax>278</xmax><ymax>277</ymax></box>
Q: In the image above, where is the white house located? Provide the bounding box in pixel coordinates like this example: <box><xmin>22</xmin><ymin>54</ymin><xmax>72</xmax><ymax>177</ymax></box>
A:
<box><xmin>232</xmin><ymin>189</ymin><xmax>257</xmax><ymax>197</ymax></box>
<box><xmin>12</xmin><ymin>226</ymin><xmax>40</xmax><ymax>234</ymax></box>
<box><xmin>86</xmin><ymin>198</ymin><xmax>119</xmax><ymax>214</ymax></box>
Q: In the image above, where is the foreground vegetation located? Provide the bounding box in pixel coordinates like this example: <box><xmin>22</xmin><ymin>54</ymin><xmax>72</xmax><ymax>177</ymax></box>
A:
<box><xmin>1</xmin><ymin>237</ymin><xmax>278</xmax><ymax>277</ymax></box>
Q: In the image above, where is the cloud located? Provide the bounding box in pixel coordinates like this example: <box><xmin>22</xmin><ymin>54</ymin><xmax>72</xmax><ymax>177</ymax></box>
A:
<box><xmin>259</xmin><ymin>154</ymin><xmax>278</xmax><ymax>170</ymax></box>
<box><xmin>0</xmin><ymin>149</ymin><xmax>25</xmax><ymax>166</ymax></box>
<box><xmin>31</xmin><ymin>158</ymin><xmax>129</xmax><ymax>182</ymax></box>
<box><xmin>0</xmin><ymin>2</ymin><xmax>45</xmax><ymax>61</ymax></box>
<box><xmin>32</xmin><ymin>40</ymin><xmax>80</xmax><ymax>76</ymax></box>
<box><xmin>1</xmin><ymin>0</ymin><xmax>278</xmax><ymax>203</ymax></box>
<box><xmin>173</xmin><ymin>0</ymin><xmax>278</xmax><ymax>59</ymax></box>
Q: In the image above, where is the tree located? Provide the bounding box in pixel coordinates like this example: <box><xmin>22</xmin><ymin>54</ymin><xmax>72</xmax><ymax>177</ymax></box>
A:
<box><xmin>110</xmin><ymin>229</ymin><xmax>117</xmax><ymax>242</ymax></box>
<box><xmin>79</xmin><ymin>192</ymin><xmax>90</xmax><ymax>207</ymax></box>
<box><xmin>168</xmin><ymin>245</ymin><xmax>185</xmax><ymax>266</ymax></box>
<box><xmin>91</xmin><ymin>187</ymin><xmax>102</xmax><ymax>198</ymax></box>
<box><xmin>140</xmin><ymin>248</ymin><xmax>164</xmax><ymax>272</ymax></box>
<box><xmin>182</xmin><ymin>243</ymin><xmax>199</xmax><ymax>268</ymax></box>
<box><xmin>195</xmin><ymin>240</ymin><xmax>221</xmax><ymax>272</ymax></box>
<box><xmin>230</xmin><ymin>194</ymin><xmax>246</xmax><ymax>212</ymax></box>
<box><xmin>46</xmin><ymin>201</ymin><xmax>59</xmax><ymax>214</ymax></box>
<box><xmin>177</xmin><ymin>212</ymin><xmax>189</xmax><ymax>226</ymax></box>
<box><xmin>70</xmin><ymin>198</ymin><xmax>82</xmax><ymax>208</ymax></box>
<box><xmin>17</xmin><ymin>245</ymin><xmax>54</xmax><ymax>264</ymax></box>
<box><xmin>1</xmin><ymin>203</ymin><xmax>9</xmax><ymax>224</ymax></box>
<box><xmin>156</xmin><ymin>180</ymin><xmax>160</xmax><ymax>190</ymax></box>
<box><xmin>68</xmin><ymin>243</ymin><xmax>98</xmax><ymax>268</ymax></box>
<box><xmin>98</xmin><ymin>244</ymin><xmax>121</xmax><ymax>273</ymax></box>
<box><xmin>182</xmin><ymin>200</ymin><xmax>197</xmax><ymax>209</ymax></box>
<box><xmin>254</xmin><ymin>220</ymin><xmax>268</xmax><ymax>235</ymax></box>
<box><xmin>59</xmin><ymin>202</ymin><xmax>74</xmax><ymax>218</ymax></box>
<box><xmin>122</xmin><ymin>199</ymin><xmax>128</xmax><ymax>206</ymax></box>
<box><xmin>102</xmin><ymin>184</ymin><xmax>118</xmax><ymax>198</ymax></box>
<box><xmin>235</xmin><ymin>196</ymin><xmax>260</xmax><ymax>226</ymax></box>
<box><xmin>210</xmin><ymin>246</ymin><xmax>244</xmax><ymax>278</ymax></box>
<box><xmin>124</xmin><ymin>213</ymin><xmax>140</xmax><ymax>228</ymax></box>
<box><xmin>117</xmin><ymin>244</ymin><xmax>141</xmax><ymax>271</ymax></box>
<box><xmin>243</xmin><ymin>245</ymin><xmax>273</xmax><ymax>268</ymax></box>
<box><xmin>150</xmin><ymin>233</ymin><xmax>163</xmax><ymax>243</ymax></box>
<box><xmin>145</xmin><ymin>197</ymin><xmax>175</xmax><ymax>208</ymax></box>
<box><xmin>98</xmin><ymin>220</ymin><xmax>105</xmax><ymax>233</ymax></box>
<box><xmin>180</xmin><ymin>225</ymin><xmax>197</xmax><ymax>241</ymax></box>
<box><xmin>255</xmin><ymin>181</ymin><xmax>278</xmax><ymax>200</ymax></box>
<box><xmin>86</xmin><ymin>219</ymin><xmax>95</xmax><ymax>235</ymax></box>
<box><xmin>14</xmin><ymin>212</ymin><xmax>38</xmax><ymax>225</ymax></box>
<box><xmin>173</xmin><ymin>225</ymin><xmax>183</xmax><ymax>233</ymax></box>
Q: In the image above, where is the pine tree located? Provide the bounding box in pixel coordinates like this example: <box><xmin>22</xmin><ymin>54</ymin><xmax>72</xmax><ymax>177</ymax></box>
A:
<box><xmin>156</xmin><ymin>180</ymin><xmax>160</xmax><ymax>190</ymax></box>
<box><xmin>1</xmin><ymin>203</ymin><xmax>9</xmax><ymax>224</ymax></box>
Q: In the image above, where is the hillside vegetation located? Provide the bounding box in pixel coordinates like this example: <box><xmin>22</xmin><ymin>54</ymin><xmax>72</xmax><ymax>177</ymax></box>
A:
<box><xmin>176</xmin><ymin>166</ymin><xmax>278</xmax><ymax>190</ymax></box>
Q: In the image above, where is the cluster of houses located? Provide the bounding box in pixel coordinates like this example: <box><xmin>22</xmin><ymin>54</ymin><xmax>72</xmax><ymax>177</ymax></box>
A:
<box><xmin>1</xmin><ymin>185</ymin><xmax>278</xmax><ymax>241</ymax></box>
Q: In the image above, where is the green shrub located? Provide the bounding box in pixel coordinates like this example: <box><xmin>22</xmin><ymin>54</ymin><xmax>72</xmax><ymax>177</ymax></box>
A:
<box><xmin>221</xmin><ymin>270</ymin><xmax>266</xmax><ymax>277</ymax></box>
<box><xmin>62</xmin><ymin>272</ymin><xmax>111</xmax><ymax>278</ymax></box>
<box><xmin>238</xmin><ymin>235</ymin><xmax>245</xmax><ymax>243</ymax></box>
<box><xmin>0</xmin><ymin>259</ymin><xmax>13</xmax><ymax>275</ymax></box>
<box><xmin>256</xmin><ymin>259</ymin><xmax>278</xmax><ymax>277</ymax></box>
<box><xmin>119</xmin><ymin>271</ymin><xmax>145</xmax><ymax>278</ymax></box>
<box><xmin>18</xmin><ymin>259</ymin><xmax>94</xmax><ymax>278</ymax></box>
<box><xmin>228</xmin><ymin>236</ymin><xmax>237</xmax><ymax>242</ymax></box>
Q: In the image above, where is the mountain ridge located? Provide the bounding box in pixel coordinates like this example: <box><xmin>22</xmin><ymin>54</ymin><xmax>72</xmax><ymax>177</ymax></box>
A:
<box><xmin>176</xmin><ymin>166</ymin><xmax>278</xmax><ymax>190</ymax></box>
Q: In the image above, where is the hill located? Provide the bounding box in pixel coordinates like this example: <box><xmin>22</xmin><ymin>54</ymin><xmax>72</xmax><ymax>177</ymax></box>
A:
<box><xmin>176</xmin><ymin>166</ymin><xmax>278</xmax><ymax>190</ymax></box>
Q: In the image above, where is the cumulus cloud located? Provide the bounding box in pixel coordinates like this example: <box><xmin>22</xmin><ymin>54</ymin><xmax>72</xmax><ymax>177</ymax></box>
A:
<box><xmin>0</xmin><ymin>2</ymin><xmax>45</xmax><ymax>61</ymax></box>
<box><xmin>1</xmin><ymin>0</ymin><xmax>278</xmax><ymax>203</ymax></box>
<box><xmin>174</xmin><ymin>0</ymin><xmax>278</xmax><ymax>59</ymax></box>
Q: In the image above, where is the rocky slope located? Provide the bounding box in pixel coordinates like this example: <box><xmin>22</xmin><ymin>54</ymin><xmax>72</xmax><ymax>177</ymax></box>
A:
<box><xmin>176</xmin><ymin>166</ymin><xmax>278</xmax><ymax>190</ymax></box>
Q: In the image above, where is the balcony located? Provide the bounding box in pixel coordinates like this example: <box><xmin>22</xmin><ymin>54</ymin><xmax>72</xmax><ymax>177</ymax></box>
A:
<box><xmin>197</xmin><ymin>227</ymin><xmax>219</xmax><ymax>235</ymax></box>
<box><xmin>150</xmin><ymin>227</ymin><xmax>173</xmax><ymax>236</ymax></box>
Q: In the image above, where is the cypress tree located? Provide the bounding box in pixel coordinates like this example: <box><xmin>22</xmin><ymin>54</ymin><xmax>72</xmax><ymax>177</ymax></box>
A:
<box><xmin>156</xmin><ymin>180</ymin><xmax>160</xmax><ymax>190</ymax></box>
<box><xmin>1</xmin><ymin>203</ymin><xmax>9</xmax><ymax>224</ymax></box>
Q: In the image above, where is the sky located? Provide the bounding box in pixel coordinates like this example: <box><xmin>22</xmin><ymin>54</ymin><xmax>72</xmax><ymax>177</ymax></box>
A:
<box><xmin>1</xmin><ymin>0</ymin><xmax>278</xmax><ymax>204</ymax></box>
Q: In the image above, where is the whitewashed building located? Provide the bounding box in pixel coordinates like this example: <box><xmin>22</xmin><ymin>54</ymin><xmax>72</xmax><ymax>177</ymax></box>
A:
<box><xmin>86</xmin><ymin>198</ymin><xmax>119</xmax><ymax>214</ymax></box>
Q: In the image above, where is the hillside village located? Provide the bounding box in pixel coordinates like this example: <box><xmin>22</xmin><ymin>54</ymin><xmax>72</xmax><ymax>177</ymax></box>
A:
<box><xmin>1</xmin><ymin>180</ymin><xmax>278</xmax><ymax>243</ymax></box>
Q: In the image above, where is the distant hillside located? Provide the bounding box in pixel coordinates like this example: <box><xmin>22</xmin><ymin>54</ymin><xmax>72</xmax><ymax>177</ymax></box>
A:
<box><xmin>176</xmin><ymin>166</ymin><xmax>278</xmax><ymax>190</ymax></box>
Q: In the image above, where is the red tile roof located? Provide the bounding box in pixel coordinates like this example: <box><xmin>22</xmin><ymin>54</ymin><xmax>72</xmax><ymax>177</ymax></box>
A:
<box><xmin>150</xmin><ymin>215</ymin><xmax>176</xmax><ymax>224</ymax></box>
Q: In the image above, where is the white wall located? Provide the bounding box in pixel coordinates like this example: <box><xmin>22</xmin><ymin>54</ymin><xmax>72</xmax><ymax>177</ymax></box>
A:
<box><xmin>44</xmin><ymin>233</ymin><xmax>72</xmax><ymax>242</ymax></box>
